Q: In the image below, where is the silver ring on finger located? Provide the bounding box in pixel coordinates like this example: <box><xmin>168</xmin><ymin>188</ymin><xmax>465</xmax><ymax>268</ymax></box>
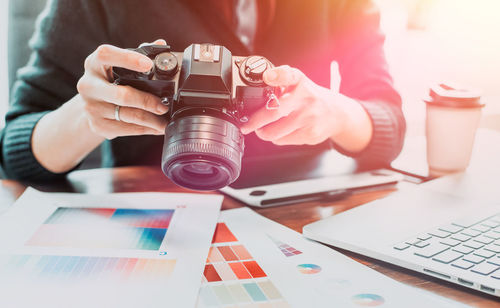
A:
<box><xmin>114</xmin><ymin>105</ymin><xmax>121</xmax><ymax>122</ymax></box>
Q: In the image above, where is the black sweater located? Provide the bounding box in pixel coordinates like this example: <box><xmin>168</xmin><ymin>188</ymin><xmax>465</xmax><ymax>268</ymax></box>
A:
<box><xmin>0</xmin><ymin>0</ymin><xmax>406</xmax><ymax>181</ymax></box>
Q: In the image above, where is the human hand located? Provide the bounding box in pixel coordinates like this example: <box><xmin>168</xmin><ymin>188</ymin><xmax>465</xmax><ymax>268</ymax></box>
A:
<box><xmin>76</xmin><ymin>39</ymin><xmax>169</xmax><ymax>139</ymax></box>
<box><xmin>240</xmin><ymin>65</ymin><xmax>352</xmax><ymax>145</ymax></box>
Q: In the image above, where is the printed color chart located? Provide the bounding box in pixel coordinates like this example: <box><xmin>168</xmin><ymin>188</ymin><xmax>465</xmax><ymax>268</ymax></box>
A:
<box><xmin>26</xmin><ymin>208</ymin><xmax>174</xmax><ymax>251</ymax></box>
<box><xmin>197</xmin><ymin>223</ymin><xmax>290</xmax><ymax>308</ymax></box>
<box><xmin>0</xmin><ymin>254</ymin><xmax>176</xmax><ymax>282</ymax></box>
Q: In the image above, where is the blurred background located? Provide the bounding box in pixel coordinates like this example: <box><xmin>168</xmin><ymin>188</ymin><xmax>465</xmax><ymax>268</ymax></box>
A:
<box><xmin>1</xmin><ymin>0</ymin><xmax>499</xmax><ymax>134</ymax></box>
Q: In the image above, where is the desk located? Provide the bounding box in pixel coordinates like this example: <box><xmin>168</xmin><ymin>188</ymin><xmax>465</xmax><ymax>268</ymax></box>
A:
<box><xmin>1</xmin><ymin>167</ymin><xmax>499</xmax><ymax>308</ymax></box>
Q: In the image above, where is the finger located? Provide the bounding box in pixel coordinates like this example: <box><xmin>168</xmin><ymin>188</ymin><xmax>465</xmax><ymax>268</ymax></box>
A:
<box><xmin>79</xmin><ymin>77</ymin><xmax>168</xmax><ymax>115</ymax></box>
<box><xmin>139</xmin><ymin>39</ymin><xmax>167</xmax><ymax>47</ymax></box>
<box><xmin>115</xmin><ymin>107</ymin><xmax>168</xmax><ymax>132</ymax></box>
<box><xmin>254</xmin><ymin>110</ymin><xmax>308</xmax><ymax>142</ymax></box>
<box><xmin>88</xmin><ymin>44</ymin><xmax>153</xmax><ymax>73</ymax></box>
<box><xmin>90</xmin><ymin>118</ymin><xmax>164</xmax><ymax>139</ymax></box>
<box><xmin>89</xmin><ymin>101</ymin><xmax>167</xmax><ymax>132</ymax></box>
<box><xmin>240</xmin><ymin>93</ymin><xmax>303</xmax><ymax>134</ymax></box>
<box><xmin>272</xmin><ymin>127</ymin><xmax>317</xmax><ymax>146</ymax></box>
<box><xmin>263</xmin><ymin>65</ymin><xmax>303</xmax><ymax>87</ymax></box>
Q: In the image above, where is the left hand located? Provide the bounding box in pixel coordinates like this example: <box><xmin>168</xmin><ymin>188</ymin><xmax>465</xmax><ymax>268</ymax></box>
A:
<box><xmin>240</xmin><ymin>65</ymin><xmax>357</xmax><ymax>146</ymax></box>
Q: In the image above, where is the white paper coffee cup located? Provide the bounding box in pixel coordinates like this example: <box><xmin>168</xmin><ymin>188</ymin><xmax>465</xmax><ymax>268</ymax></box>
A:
<box><xmin>425</xmin><ymin>84</ymin><xmax>484</xmax><ymax>176</ymax></box>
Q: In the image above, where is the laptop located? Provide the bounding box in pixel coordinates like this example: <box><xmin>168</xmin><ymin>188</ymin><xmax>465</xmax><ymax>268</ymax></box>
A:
<box><xmin>220</xmin><ymin>139</ymin><xmax>403</xmax><ymax>207</ymax></box>
<box><xmin>303</xmin><ymin>173</ymin><xmax>500</xmax><ymax>297</ymax></box>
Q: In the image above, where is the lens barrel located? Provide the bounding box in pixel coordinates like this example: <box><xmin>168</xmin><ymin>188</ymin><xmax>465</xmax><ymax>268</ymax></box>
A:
<box><xmin>162</xmin><ymin>115</ymin><xmax>244</xmax><ymax>191</ymax></box>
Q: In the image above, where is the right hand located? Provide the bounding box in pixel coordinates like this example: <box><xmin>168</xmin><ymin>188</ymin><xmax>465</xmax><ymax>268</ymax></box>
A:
<box><xmin>77</xmin><ymin>39</ymin><xmax>169</xmax><ymax>139</ymax></box>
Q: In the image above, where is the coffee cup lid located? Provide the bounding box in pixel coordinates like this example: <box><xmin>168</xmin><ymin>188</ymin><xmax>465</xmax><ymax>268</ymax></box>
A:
<box><xmin>424</xmin><ymin>83</ymin><xmax>484</xmax><ymax>108</ymax></box>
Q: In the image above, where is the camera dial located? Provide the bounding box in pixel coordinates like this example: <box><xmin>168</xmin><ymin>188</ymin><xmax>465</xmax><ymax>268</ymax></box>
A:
<box><xmin>239</xmin><ymin>56</ymin><xmax>273</xmax><ymax>86</ymax></box>
<box><xmin>154</xmin><ymin>52</ymin><xmax>178</xmax><ymax>78</ymax></box>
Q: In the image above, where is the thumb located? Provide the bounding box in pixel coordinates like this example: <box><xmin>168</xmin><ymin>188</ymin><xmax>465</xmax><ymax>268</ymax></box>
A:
<box><xmin>263</xmin><ymin>65</ymin><xmax>303</xmax><ymax>87</ymax></box>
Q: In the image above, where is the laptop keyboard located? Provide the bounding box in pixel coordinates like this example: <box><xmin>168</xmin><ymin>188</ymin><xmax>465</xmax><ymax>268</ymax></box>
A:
<box><xmin>394</xmin><ymin>212</ymin><xmax>500</xmax><ymax>281</ymax></box>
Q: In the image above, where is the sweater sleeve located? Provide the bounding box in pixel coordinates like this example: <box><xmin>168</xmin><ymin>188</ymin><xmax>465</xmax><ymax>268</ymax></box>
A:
<box><xmin>0</xmin><ymin>0</ymin><xmax>109</xmax><ymax>181</ymax></box>
<box><xmin>331</xmin><ymin>0</ymin><xmax>406</xmax><ymax>168</ymax></box>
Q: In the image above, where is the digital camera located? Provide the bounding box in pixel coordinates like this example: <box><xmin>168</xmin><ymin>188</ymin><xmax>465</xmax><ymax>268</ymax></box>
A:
<box><xmin>113</xmin><ymin>43</ymin><xmax>279</xmax><ymax>190</ymax></box>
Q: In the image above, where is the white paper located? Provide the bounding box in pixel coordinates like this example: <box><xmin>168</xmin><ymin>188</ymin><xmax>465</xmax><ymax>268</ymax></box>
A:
<box><xmin>196</xmin><ymin>208</ymin><xmax>469</xmax><ymax>308</ymax></box>
<box><xmin>0</xmin><ymin>187</ymin><xmax>223</xmax><ymax>308</ymax></box>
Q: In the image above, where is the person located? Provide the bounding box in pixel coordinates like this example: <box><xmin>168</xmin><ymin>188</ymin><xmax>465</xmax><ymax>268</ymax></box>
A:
<box><xmin>0</xmin><ymin>0</ymin><xmax>406</xmax><ymax>181</ymax></box>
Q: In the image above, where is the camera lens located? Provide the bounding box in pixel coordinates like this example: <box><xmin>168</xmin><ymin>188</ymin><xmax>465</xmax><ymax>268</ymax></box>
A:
<box><xmin>161</xmin><ymin>113</ymin><xmax>244</xmax><ymax>191</ymax></box>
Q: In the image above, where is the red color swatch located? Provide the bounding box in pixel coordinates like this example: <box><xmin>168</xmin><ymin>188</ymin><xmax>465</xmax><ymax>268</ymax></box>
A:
<box><xmin>229</xmin><ymin>262</ymin><xmax>252</xmax><ymax>279</ymax></box>
<box><xmin>231</xmin><ymin>245</ymin><xmax>252</xmax><ymax>260</ymax></box>
<box><xmin>212</xmin><ymin>223</ymin><xmax>238</xmax><ymax>243</ymax></box>
<box><xmin>204</xmin><ymin>264</ymin><xmax>222</xmax><ymax>282</ymax></box>
<box><xmin>243</xmin><ymin>261</ymin><xmax>266</xmax><ymax>278</ymax></box>
<box><xmin>218</xmin><ymin>246</ymin><xmax>238</xmax><ymax>261</ymax></box>
<box><xmin>86</xmin><ymin>208</ymin><xmax>116</xmax><ymax>218</ymax></box>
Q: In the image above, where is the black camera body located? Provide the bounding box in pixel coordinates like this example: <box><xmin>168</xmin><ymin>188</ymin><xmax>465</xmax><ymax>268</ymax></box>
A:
<box><xmin>113</xmin><ymin>43</ymin><xmax>278</xmax><ymax>190</ymax></box>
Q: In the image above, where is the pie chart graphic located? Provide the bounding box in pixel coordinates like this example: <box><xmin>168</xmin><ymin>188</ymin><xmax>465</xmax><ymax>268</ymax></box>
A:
<box><xmin>351</xmin><ymin>294</ymin><xmax>385</xmax><ymax>306</ymax></box>
<box><xmin>297</xmin><ymin>263</ymin><xmax>322</xmax><ymax>274</ymax></box>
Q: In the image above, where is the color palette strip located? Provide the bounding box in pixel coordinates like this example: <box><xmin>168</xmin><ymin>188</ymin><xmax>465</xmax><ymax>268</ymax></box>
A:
<box><xmin>203</xmin><ymin>260</ymin><xmax>266</xmax><ymax>282</ymax></box>
<box><xmin>26</xmin><ymin>207</ymin><xmax>174</xmax><ymax>251</ymax></box>
<box><xmin>26</xmin><ymin>224</ymin><xmax>166</xmax><ymax>250</ymax></box>
<box><xmin>197</xmin><ymin>280</ymin><xmax>289</xmax><ymax>307</ymax></box>
<box><xmin>206</xmin><ymin>245</ymin><xmax>253</xmax><ymax>263</ymax></box>
<box><xmin>0</xmin><ymin>255</ymin><xmax>176</xmax><ymax>282</ymax></box>
<box><xmin>267</xmin><ymin>235</ymin><xmax>302</xmax><ymax>257</ymax></box>
<box><xmin>198</xmin><ymin>222</ymin><xmax>290</xmax><ymax>307</ymax></box>
<box><xmin>211</xmin><ymin>223</ymin><xmax>238</xmax><ymax>244</ymax></box>
<box><xmin>45</xmin><ymin>208</ymin><xmax>175</xmax><ymax>229</ymax></box>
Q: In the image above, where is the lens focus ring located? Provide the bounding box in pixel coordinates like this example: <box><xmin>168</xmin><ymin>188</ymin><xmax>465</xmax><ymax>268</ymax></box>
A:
<box><xmin>162</xmin><ymin>115</ymin><xmax>244</xmax><ymax>190</ymax></box>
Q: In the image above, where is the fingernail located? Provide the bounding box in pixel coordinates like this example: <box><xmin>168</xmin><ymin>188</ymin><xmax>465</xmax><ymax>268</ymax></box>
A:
<box><xmin>157</xmin><ymin>103</ymin><xmax>169</xmax><ymax>114</ymax></box>
<box><xmin>139</xmin><ymin>57</ymin><xmax>152</xmax><ymax>70</ymax></box>
<box><xmin>266</xmin><ymin>70</ymin><xmax>278</xmax><ymax>81</ymax></box>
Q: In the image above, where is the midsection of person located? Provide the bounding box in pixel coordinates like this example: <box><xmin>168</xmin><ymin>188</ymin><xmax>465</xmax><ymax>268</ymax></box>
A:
<box><xmin>0</xmin><ymin>0</ymin><xmax>405</xmax><ymax>181</ymax></box>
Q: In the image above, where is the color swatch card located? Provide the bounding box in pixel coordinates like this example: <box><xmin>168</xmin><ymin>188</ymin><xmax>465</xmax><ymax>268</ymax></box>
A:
<box><xmin>196</xmin><ymin>208</ymin><xmax>468</xmax><ymax>308</ymax></box>
<box><xmin>0</xmin><ymin>188</ymin><xmax>223</xmax><ymax>308</ymax></box>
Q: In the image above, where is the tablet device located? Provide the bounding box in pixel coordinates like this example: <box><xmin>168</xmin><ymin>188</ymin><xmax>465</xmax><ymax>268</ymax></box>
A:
<box><xmin>220</xmin><ymin>148</ymin><xmax>403</xmax><ymax>207</ymax></box>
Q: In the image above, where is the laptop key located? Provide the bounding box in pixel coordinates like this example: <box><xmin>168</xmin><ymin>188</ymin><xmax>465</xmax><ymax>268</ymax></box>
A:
<box><xmin>492</xmin><ymin>270</ymin><xmax>500</xmax><ymax>279</ymax></box>
<box><xmin>461</xmin><ymin>229</ymin><xmax>481</xmax><ymax>237</ymax></box>
<box><xmin>405</xmin><ymin>238</ymin><xmax>421</xmax><ymax>245</ymax></box>
<box><xmin>432</xmin><ymin>250</ymin><xmax>463</xmax><ymax>264</ymax></box>
<box><xmin>487</xmin><ymin>259</ymin><xmax>500</xmax><ymax>266</ymax></box>
<box><xmin>417</xmin><ymin>234</ymin><xmax>432</xmax><ymax>241</ymax></box>
<box><xmin>450</xmin><ymin>233</ymin><xmax>471</xmax><ymax>242</ymax></box>
<box><xmin>438</xmin><ymin>224</ymin><xmax>463</xmax><ymax>234</ymax></box>
<box><xmin>451</xmin><ymin>259</ymin><xmax>475</xmax><ymax>270</ymax></box>
<box><xmin>393</xmin><ymin>243</ymin><xmax>410</xmax><ymax>251</ymax></box>
<box><xmin>474</xmin><ymin>249</ymin><xmax>496</xmax><ymax>259</ymax></box>
<box><xmin>463</xmin><ymin>254</ymin><xmax>485</xmax><ymax>264</ymax></box>
<box><xmin>414</xmin><ymin>241</ymin><xmax>430</xmax><ymax>248</ymax></box>
<box><xmin>483</xmin><ymin>231</ymin><xmax>500</xmax><ymax>240</ymax></box>
<box><xmin>492</xmin><ymin>226</ymin><xmax>500</xmax><ymax>233</ymax></box>
<box><xmin>453</xmin><ymin>245</ymin><xmax>474</xmax><ymax>255</ymax></box>
<box><xmin>439</xmin><ymin>238</ymin><xmax>461</xmax><ymax>247</ymax></box>
<box><xmin>414</xmin><ymin>243</ymin><xmax>449</xmax><ymax>258</ymax></box>
<box><xmin>482</xmin><ymin>220</ymin><xmax>500</xmax><ymax>228</ymax></box>
<box><xmin>484</xmin><ymin>244</ymin><xmax>500</xmax><ymax>254</ymax></box>
<box><xmin>471</xmin><ymin>262</ymin><xmax>499</xmax><ymax>275</ymax></box>
<box><xmin>472</xmin><ymin>225</ymin><xmax>491</xmax><ymax>233</ymax></box>
<box><xmin>428</xmin><ymin>230</ymin><xmax>451</xmax><ymax>238</ymax></box>
<box><xmin>474</xmin><ymin>236</ymin><xmax>494</xmax><ymax>245</ymax></box>
<box><xmin>463</xmin><ymin>241</ymin><xmax>484</xmax><ymax>250</ymax></box>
